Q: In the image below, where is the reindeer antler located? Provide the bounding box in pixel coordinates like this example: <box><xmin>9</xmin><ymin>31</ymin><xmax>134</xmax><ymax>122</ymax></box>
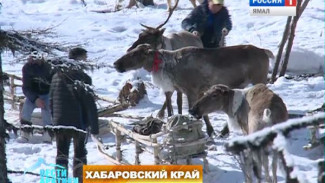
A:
<box><xmin>156</xmin><ymin>0</ymin><xmax>179</xmax><ymax>29</ymax></box>
<box><xmin>139</xmin><ymin>0</ymin><xmax>179</xmax><ymax>31</ymax></box>
<box><xmin>140</xmin><ymin>23</ymin><xmax>156</xmax><ymax>30</ymax></box>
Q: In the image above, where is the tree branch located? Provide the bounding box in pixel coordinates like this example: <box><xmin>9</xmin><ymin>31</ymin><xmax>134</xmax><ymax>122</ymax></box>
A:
<box><xmin>225</xmin><ymin>113</ymin><xmax>324</xmax><ymax>154</ymax></box>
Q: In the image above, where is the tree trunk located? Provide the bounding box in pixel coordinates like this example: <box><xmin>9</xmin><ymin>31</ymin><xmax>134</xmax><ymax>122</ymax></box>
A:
<box><xmin>279</xmin><ymin>0</ymin><xmax>304</xmax><ymax>76</ymax></box>
<box><xmin>297</xmin><ymin>0</ymin><xmax>310</xmax><ymax>19</ymax></box>
<box><xmin>271</xmin><ymin>16</ymin><xmax>292</xmax><ymax>83</ymax></box>
<box><xmin>0</xmin><ymin>50</ymin><xmax>9</xmax><ymax>182</ymax></box>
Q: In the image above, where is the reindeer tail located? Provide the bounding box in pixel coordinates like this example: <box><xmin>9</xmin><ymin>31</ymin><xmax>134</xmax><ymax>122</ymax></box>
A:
<box><xmin>263</xmin><ymin>108</ymin><xmax>272</xmax><ymax>123</ymax></box>
<box><xmin>264</xmin><ymin>49</ymin><xmax>275</xmax><ymax>59</ymax></box>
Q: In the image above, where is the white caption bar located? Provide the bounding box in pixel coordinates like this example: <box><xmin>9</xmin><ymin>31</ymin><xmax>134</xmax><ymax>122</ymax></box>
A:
<box><xmin>250</xmin><ymin>6</ymin><xmax>296</xmax><ymax>16</ymax></box>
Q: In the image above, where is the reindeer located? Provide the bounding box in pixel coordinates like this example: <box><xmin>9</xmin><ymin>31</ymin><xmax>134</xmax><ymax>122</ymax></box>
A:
<box><xmin>127</xmin><ymin>0</ymin><xmax>203</xmax><ymax>119</ymax></box>
<box><xmin>166</xmin><ymin>0</ymin><xmax>204</xmax><ymax>11</ymax></box>
<box><xmin>115</xmin><ymin>0</ymin><xmax>203</xmax><ymax>11</ymax></box>
<box><xmin>189</xmin><ymin>84</ymin><xmax>288</xmax><ymax>183</ymax></box>
<box><xmin>114</xmin><ymin>44</ymin><xmax>273</xmax><ymax>137</ymax></box>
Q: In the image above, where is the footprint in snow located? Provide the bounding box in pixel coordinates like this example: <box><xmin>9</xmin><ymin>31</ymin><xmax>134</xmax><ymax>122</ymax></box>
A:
<box><xmin>111</xmin><ymin>26</ymin><xmax>127</xmax><ymax>33</ymax></box>
<box><xmin>11</xmin><ymin>147</ymin><xmax>41</xmax><ymax>155</ymax></box>
<box><xmin>246</xmin><ymin>22</ymin><xmax>254</xmax><ymax>29</ymax></box>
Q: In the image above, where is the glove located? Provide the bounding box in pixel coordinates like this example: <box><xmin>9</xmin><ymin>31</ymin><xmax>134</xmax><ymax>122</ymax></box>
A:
<box><xmin>222</xmin><ymin>28</ymin><xmax>229</xmax><ymax>36</ymax></box>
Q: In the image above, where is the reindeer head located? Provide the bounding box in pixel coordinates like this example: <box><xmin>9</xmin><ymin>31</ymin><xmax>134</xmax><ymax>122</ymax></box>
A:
<box><xmin>127</xmin><ymin>27</ymin><xmax>166</xmax><ymax>52</ymax></box>
<box><xmin>189</xmin><ymin>84</ymin><xmax>233</xmax><ymax>119</ymax></box>
<box><xmin>114</xmin><ymin>44</ymin><xmax>155</xmax><ymax>73</ymax></box>
<box><xmin>126</xmin><ymin>0</ymin><xmax>179</xmax><ymax>52</ymax></box>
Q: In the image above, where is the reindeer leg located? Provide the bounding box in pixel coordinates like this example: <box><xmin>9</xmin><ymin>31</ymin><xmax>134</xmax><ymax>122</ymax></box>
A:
<box><xmin>165</xmin><ymin>91</ymin><xmax>174</xmax><ymax>117</ymax></box>
<box><xmin>176</xmin><ymin>91</ymin><xmax>182</xmax><ymax>114</ymax></box>
<box><xmin>253</xmin><ymin>150</ymin><xmax>263</xmax><ymax>183</ymax></box>
<box><xmin>240</xmin><ymin>151</ymin><xmax>253</xmax><ymax>183</ymax></box>
<box><xmin>262</xmin><ymin>150</ymin><xmax>272</xmax><ymax>183</ymax></box>
<box><xmin>272</xmin><ymin>151</ymin><xmax>278</xmax><ymax>183</ymax></box>
<box><xmin>157</xmin><ymin>101</ymin><xmax>167</xmax><ymax>119</ymax></box>
<box><xmin>190</xmin><ymin>0</ymin><xmax>197</xmax><ymax>7</ymax></box>
<box><xmin>203</xmin><ymin>115</ymin><xmax>215</xmax><ymax>137</ymax></box>
<box><xmin>126</xmin><ymin>0</ymin><xmax>137</xmax><ymax>8</ymax></box>
<box><xmin>218</xmin><ymin>123</ymin><xmax>229</xmax><ymax>138</ymax></box>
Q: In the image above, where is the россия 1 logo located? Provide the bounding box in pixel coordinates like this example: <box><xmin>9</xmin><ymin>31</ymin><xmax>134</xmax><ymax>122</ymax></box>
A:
<box><xmin>250</xmin><ymin>0</ymin><xmax>297</xmax><ymax>16</ymax></box>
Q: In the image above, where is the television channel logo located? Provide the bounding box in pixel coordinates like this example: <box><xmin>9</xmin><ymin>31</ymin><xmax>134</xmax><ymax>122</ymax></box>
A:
<box><xmin>250</xmin><ymin>0</ymin><xmax>297</xmax><ymax>16</ymax></box>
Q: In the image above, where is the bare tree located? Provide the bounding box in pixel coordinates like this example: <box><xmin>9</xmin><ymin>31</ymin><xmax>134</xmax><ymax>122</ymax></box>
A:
<box><xmin>271</xmin><ymin>0</ymin><xmax>310</xmax><ymax>82</ymax></box>
<box><xmin>271</xmin><ymin>16</ymin><xmax>292</xmax><ymax>82</ymax></box>
<box><xmin>0</xmin><ymin>47</ymin><xmax>10</xmax><ymax>183</ymax></box>
<box><xmin>279</xmin><ymin>0</ymin><xmax>310</xmax><ymax>77</ymax></box>
<box><xmin>0</xmin><ymin>3</ymin><xmax>10</xmax><ymax>181</ymax></box>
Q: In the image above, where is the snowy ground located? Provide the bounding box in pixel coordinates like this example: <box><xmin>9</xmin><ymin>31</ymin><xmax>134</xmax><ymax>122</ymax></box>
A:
<box><xmin>1</xmin><ymin>0</ymin><xmax>324</xmax><ymax>182</ymax></box>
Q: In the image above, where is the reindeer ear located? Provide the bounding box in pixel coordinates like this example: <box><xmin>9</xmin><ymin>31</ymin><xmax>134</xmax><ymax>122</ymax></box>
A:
<box><xmin>159</xmin><ymin>28</ymin><xmax>166</xmax><ymax>35</ymax></box>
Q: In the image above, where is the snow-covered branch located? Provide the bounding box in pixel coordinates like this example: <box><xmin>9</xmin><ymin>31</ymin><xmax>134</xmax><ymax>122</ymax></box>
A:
<box><xmin>225</xmin><ymin>113</ymin><xmax>324</xmax><ymax>182</ymax></box>
<box><xmin>0</xmin><ymin>30</ymin><xmax>65</xmax><ymax>56</ymax></box>
<box><xmin>225</xmin><ymin>112</ymin><xmax>324</xmax><ymax>154</ymax></box>
<box><xmin>20</xmin><ymin>124</ymin><xmax>87</xmax><ymax>134</ymax></box>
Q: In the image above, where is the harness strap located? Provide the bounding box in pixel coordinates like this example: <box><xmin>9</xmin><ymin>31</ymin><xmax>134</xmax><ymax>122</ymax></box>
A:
<box><xmin>153</xmin><ymin>51</ymin><xmax>163</xmax><ymax>72</ymax></box>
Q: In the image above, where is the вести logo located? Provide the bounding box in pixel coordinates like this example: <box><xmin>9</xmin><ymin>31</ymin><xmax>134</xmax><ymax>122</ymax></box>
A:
<box><xmin>24</xmin><ymin>157</ymin><xmax>79</xmax><ymax>183</ymax></box>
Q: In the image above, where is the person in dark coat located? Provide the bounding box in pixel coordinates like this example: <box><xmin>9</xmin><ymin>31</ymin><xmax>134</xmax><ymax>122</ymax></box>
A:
<box><xmin>17</xmin><ymin>51</ymin><xmax>52</xmax><ymax>143</ymax></box>
<box><xmin>181</xmin><ymin>0</ymin><xmax>232</xmax><ymax>48</ymax></box>
<box><xmin>50</xmin><ymin>48</ymin><xmax>99</xmax><ymax>181</ymax></box>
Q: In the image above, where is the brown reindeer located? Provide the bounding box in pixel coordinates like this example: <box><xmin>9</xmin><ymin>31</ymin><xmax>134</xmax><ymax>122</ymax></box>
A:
<box><xmin>114</xmin><ymin>44</ymin><xmax>273</xmax><ymax>137</ymax></box>
<box><xmin>189</xmin><ymin>84</ymin><xmax>288</xmax><ymax>183</ymax></box>
<box><xmin>167</xmin><ymin>0</ymin><xmax>204</xmax><ymax>11</ymax></box>
<box><xmin>116</xmin><ymin>0</ymin><xmax>203</xmax><ymax>11</ymax></box>
<box><xmin>127</xmin><ymin>0</ymin><xmax>203</xmax><ymax>119</ymax></box>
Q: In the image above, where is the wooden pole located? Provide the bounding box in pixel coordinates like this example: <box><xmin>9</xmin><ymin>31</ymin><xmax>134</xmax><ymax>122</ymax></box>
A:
<box><xmin>9</xmin><ymin>77</ymin><xmax>15</xmax><ymax>109</ymax></box>
<box><xmin>135</xmin><ymin>141</ymin><xmax>141</xmax><ymax>165</ymax></box>
<box><xmin>152</xmin><ymin>138</ymin><xmax>160</xmax><ymax>165</ymax></box>
<box><xmin>115</xmin><ymin>129</ymin><xmax>122</xmax><ymax>162</ymax></box>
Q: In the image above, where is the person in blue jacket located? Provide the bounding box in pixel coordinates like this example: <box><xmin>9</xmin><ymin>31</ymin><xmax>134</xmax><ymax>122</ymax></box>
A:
<box><xmin>182</xmin><ymin>0</ymin><xmax>232</xmax><ymax>48</ymax></box>
<box><xmin>17</xmin><ymin>51</ymin><xmax>52</xmax><ymax>143</ymax></box>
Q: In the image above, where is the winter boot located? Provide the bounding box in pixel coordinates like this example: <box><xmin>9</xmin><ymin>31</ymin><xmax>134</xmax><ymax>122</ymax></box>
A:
<box><xmin>42</xmin><ymin>131</ymin><xmax>52</xmax><ymax>144</ymax></box>
<box><xmin>16</xmin><ymin>131</ymin><xmax>30</xmax><ymax>143</ymax></box>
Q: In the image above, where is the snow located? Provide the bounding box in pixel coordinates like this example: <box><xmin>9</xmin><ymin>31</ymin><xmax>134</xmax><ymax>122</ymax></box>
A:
<box><xmin>0</xmin><ymin>0</ymin><xmax>324</xmax><ymax>183</ymax></box>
